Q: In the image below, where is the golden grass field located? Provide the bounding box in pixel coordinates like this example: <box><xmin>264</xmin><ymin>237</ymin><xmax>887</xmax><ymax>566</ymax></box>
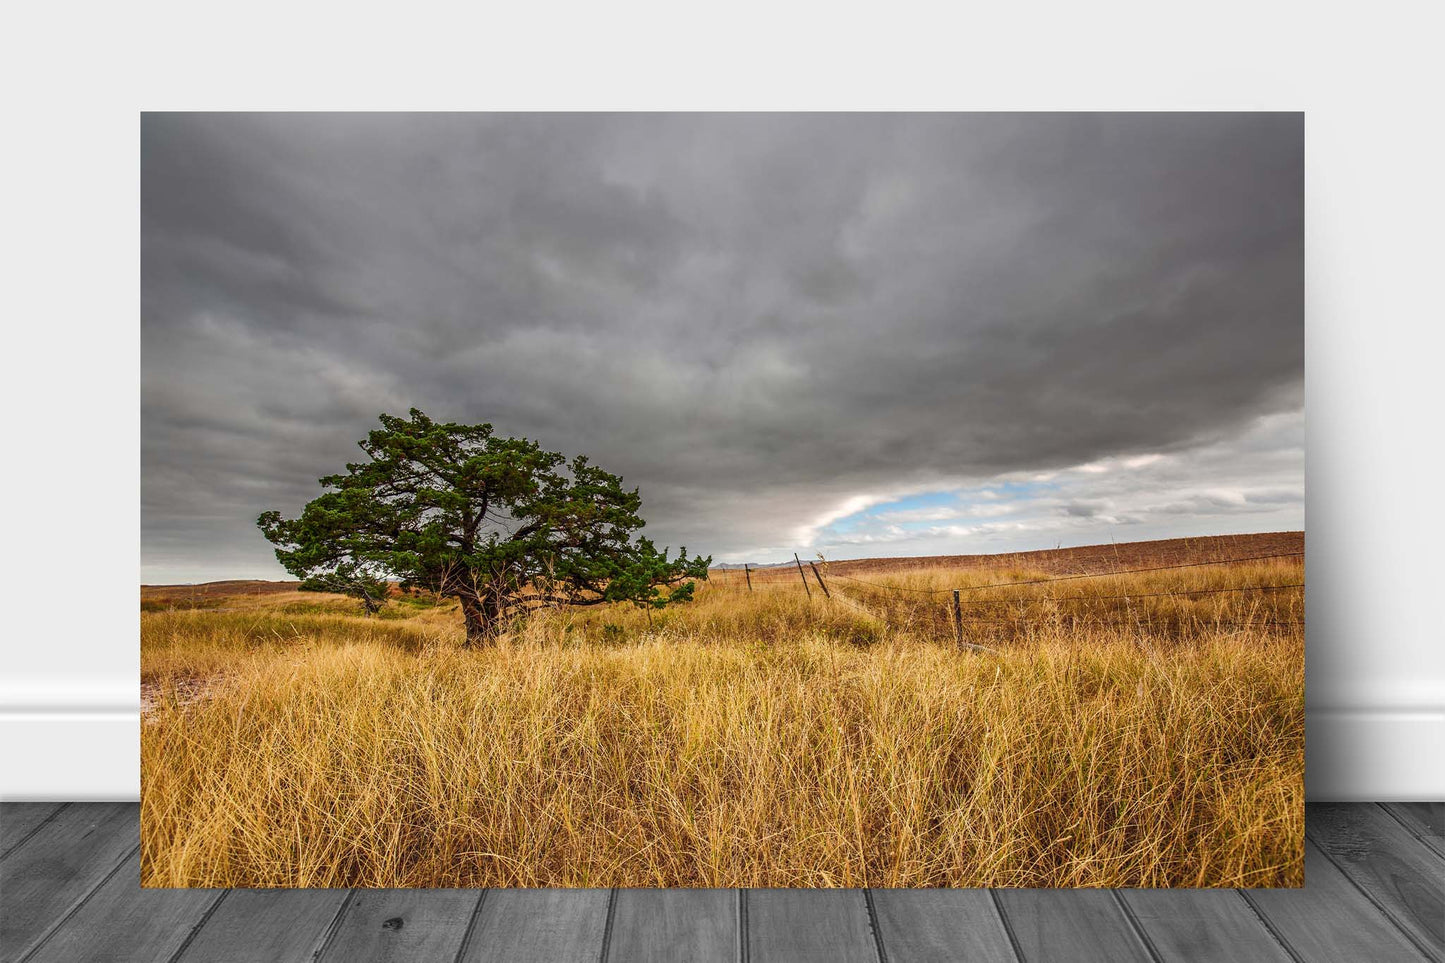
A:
<box><xmin>140</xmin><ymin>534</ymin><xmax>1304</xmax><ymax>889</ymax></box>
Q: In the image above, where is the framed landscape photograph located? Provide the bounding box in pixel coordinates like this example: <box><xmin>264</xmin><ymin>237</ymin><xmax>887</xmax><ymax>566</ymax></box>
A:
<box><xmin>140</xmin><ymin>112</ymin><xmax>1304</xmax><ymax>890</ymax></box>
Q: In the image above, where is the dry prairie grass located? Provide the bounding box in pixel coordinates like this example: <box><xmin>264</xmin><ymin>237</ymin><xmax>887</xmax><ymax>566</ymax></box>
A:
<box><xmin>140</xmin><ymin>552</ymin><xmax>1304</xmax><ymax>888</ymax></box>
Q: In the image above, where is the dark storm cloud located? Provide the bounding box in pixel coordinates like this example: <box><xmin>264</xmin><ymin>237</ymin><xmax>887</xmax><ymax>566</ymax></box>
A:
<box><xmin>141</xmin><ymin>113</ymin><xmax>1303</xmax><ymax>581</ymax></box>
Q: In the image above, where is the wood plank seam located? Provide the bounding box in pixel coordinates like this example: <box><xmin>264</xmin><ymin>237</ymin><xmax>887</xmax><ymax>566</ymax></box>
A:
<box><xmin>598</xmin><ymin>888</ymin><xmax>619</xmax><ymax>963</ymax></box>
<box><xmin>1378</xmin><ymin>804</ymin><xmax>1445</xmax><ymax>862</ymax></box>
<box><xmin>1228</xmin><ymin>889</ymin><xmax>1305</xmax><ymax>963</ymax></box>
<box><xmin>307</xmin><ymin>888</ymin><xmax>357</xmax><ymax>963</ymax></box>
<box><xmin>986</xmin><ymin>890</ymin><xmax>1027</xmax><ymax>963</ymax></box>
<box><xmin>1236</xmin><ymin>889</ymin><xmax>1309</xmax><ymax>963</ymax></box>
<box><xmin>736</xmin><ymin>889</ymin><xmax>749</xmax><ymax>963</ymax></box>
<box><xmin>861</xmin><ymin>890</ymin><xmax>889</xmax><ymax>963</ymax></box>
<box><xmin>162</xmin><ymin>890</ymin><xmax>232</xmax><ymax>963</ymax></box>
<box><xmin>1304</xmin><ymin>826</ymin><xmax>1442</xmax><ymax>963</ymax></box>
<box><xmin>0</xmin><ymin>803</ymin><xmax>69</xmax><ymax>861</ymax></box>
<box><xmin>15</xmin><ymin>842</ymin><xmax>141</xmax><ymax>963</ymax></box>
<box><xmin>1109</xmin><ymin>890</ymin><xmax>1166</xmax><ymax>963</ymax></box>
<box><xmin>449</xmin><ymin>889</ymin><xmax>489</xmax><ymax>963</ymax></box>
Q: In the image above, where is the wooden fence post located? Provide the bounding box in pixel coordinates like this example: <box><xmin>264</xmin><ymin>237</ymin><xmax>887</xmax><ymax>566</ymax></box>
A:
<box><xmin>744</xmin><ymin>563</ymin><xmax>752</xmax><ymax>591</ymax></box>
<box><xmin>952</xmin><ymin>589</ymin><xmax>964</xmax><ymax>648</ymax></box>
<box><xmin>794</xmin><ymin>553</ymin><xmax>812</xmax><ymax>596</ymax></box>
<box><xmin>808</xmin><ymin>561</ymin><xmax>831</xmax><ymax>598</ymax></box>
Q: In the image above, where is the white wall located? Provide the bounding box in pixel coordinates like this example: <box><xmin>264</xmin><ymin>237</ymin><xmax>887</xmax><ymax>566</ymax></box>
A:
<box><xmin>0</xmin><ymin>9</ymin><xmax>1440</xmax><ymax>800</ymax></box>
<box><xmin>1300</xmin><ymin>106</ymin><xmax>1444</xmax><ymax>798</ymax></box>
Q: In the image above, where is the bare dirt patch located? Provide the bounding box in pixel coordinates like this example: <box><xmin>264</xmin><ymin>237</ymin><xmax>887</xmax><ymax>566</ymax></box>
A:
<box><xmin>141</xmin><ymin>675</ymin><xmax>224</xmax><ymax>721</ymax></box>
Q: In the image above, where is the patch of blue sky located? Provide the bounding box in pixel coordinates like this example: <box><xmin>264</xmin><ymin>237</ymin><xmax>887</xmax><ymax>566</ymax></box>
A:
<box><xmin>820</xmin><ymin>491</ymin><xmax>950</xmax><ymax>536</ymax></box>
<box><xmin>822</xmin><ymin>481</ymin><xmax>1052</xmax><ymax>538</ymax></box>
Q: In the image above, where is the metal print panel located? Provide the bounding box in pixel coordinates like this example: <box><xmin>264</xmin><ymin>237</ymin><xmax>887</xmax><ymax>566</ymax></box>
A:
<box><xmin>141</xmin><ymin>112</ymin><xmax>1304</xmax><ymax>888</ymax></box>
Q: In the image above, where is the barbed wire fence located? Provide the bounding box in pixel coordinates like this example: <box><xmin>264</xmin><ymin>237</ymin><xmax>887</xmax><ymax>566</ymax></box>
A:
<box><xmin>707</xmin><ymin>551</ymin><xmax>1305</xmax><ymax>650</ymax></box>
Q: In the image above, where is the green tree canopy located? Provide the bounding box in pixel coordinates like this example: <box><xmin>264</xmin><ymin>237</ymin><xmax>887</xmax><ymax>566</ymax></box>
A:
<box><xmin>258</xmin><ymin>409</ymin><xmax>710</xmax><ymax>646</ymax></box>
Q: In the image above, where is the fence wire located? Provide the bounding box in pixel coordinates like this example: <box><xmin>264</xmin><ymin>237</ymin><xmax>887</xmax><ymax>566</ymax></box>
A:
<box><xmin>710</xmin><ymin>550</ymin><xmax>1305</xmax><ymax>644</ymax></box>
<box><xmin>819</xmin><ymin>551</ymin><xmax>1304</xmax><ymax>595</ymax></box>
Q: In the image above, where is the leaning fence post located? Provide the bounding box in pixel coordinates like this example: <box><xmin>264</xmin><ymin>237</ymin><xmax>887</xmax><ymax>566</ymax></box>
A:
<box><xmin>952</xmin><ymin>589</ymin><xmax>964</xmax><ymax>648</ymax></box>
<box><xmin>808</xmin><ymin>561</ymin><xmax>831</xmax><ymax>598</ymax></box>
<box><xmin>794</xmin><ymin>553</ymin><xmax>812</xmax><ymax>596</ymax></box>
<box><xmin>744</xmin><ymin>563</ymin><xmax>752</xmax><ymax>591</ymax></box>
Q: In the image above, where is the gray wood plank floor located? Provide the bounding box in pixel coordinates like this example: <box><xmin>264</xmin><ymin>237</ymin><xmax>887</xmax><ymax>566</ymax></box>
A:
<box><xmin>1</xmin><ymin>803</ymin><xmax>1440</xmax><ymax>962</ymax></box>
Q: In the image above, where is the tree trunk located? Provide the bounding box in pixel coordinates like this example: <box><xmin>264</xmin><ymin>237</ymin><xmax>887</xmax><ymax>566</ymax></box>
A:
<box><xmin>458</xmin><ymin>593</ymin><xmax>494</xmax><ymax>648</ymax></box>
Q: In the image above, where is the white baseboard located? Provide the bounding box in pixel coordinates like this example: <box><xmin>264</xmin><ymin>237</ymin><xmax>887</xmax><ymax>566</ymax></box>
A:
<box><xmin>1304</xmin><ymin>707</ymin><xmax>1445</xmax><ymax>801</ymax></box>
<box><xmin>1</xmin><ymin>704</ymin><xmax>1439</xmax><ymax>801</ymax></box>
<box><xmin>0</xmin><ymin>711</ymin><xmax>140</xmax><ymax>801</ymax></box>
<box><xmin>0</xmin><ymin>679</ymin><xmax>139</xmax><ymax>800</ymax></box>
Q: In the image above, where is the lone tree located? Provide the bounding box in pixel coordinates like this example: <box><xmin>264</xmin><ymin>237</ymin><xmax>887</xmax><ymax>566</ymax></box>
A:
<box><xmin>258</xmin><ymin>409</ymin><xmax>710</xmax><ymax>646</ymax></box>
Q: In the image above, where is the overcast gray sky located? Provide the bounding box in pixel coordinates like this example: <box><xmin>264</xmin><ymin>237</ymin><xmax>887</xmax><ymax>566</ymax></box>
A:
<box><xmin>141</xmin><ymin>113</ymin><xmax>1302</xmax><ymax>583</ymax></box>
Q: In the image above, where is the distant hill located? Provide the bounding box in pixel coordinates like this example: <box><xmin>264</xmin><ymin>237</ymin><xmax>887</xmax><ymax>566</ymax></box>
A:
<box><xmin>813</xmin><ymin>532</ymin><xmax>1303</xmax><ymax>578</ymax></box>
<box><xmin>708</xmin><ymin>532</ymin><xmax>1303</xmax><ymax>578</ymax></box>
<box><xmin>146</xmin><ymin>532</ymin><xmax>1304</xmax><ymax>593</ymax></box>
<box><xmin>142</xmin><ymin>579</ymin><xmax>301</xmax><ymax>594</ymax></box>
<box><xmin>711</xmin><ymin>561</ymin><xmax>792</xmax><ymax>570</ymax></box>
